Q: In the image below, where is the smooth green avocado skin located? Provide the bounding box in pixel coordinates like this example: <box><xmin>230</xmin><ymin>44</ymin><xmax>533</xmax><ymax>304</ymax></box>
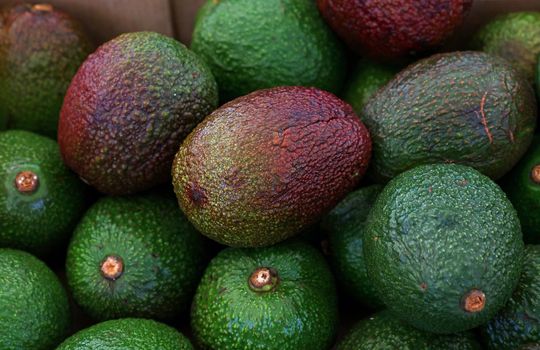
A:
<box><xmin>482</xmin><ymin>245</ymin><xmax>540</xmax><ymax>349</ymax></box>
<box><xmin>0</xmin><ymin>248</ymin><xmax>70</xmax><ymax>350</ymax></box>
<box><xmin>191</xmin><ymin>240</ymin><xmax>338</xmax><ymax>350</ymax></box>
<box><xmin>191</xmin><ymin>0</ymin><xmax>347</xmax><ymax>101</ymax></box>
<box><xmin>364</xmin><ymin>164</ymin><xmax>523</xmax><ymax>334</ymax></box>
<box><xmin>0</xmin><ymin>130</ymin><xmax>86</xmax><ymax>255</ymax></box>
<box><xmin>66</xmin><ymin>194</ymin><xmax>206</xmax><ymax>321</ymax></box>
<box><xmin>55</xmin><ymin>318</ymin><xmax>193</xmax><ymax>350</ymax></box>
<box><xmin>321</xmin><ymin>185</ymin><xmax>383</xmax><ymax>308</ymax></box>
<box><xmin>336</xmin><ymin>310</ymin><xmax>481</xmax><ymax>350</ymax></box>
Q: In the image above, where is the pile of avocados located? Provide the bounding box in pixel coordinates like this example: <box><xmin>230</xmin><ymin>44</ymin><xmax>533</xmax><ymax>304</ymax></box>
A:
<box><xmin>2</xmin><ymin>0</ymin><xmax>540</xmax><ymax>349</ymax></box>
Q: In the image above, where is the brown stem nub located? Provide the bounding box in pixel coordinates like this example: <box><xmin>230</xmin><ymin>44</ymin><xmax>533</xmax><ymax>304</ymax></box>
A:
<box><xmin>32</xmin><ymin>4</ymin><xmax>53</xmax><ymax>12</ymax></box>
<box><xmin>14</xmin><ymin>171</ymin><xmax>39</xmax><ymax>194</ymax></box>
<box><xmin>531</xmin><ymin>165</ymin><xmax>540</xmax><ymax>184</ymax></box>
<box><xmin>248</xmin><ymin>267</ymin><xmax>278</xmax><ymax>292</ymax></box>
<box><xmin>462</xmin><ymin>289</ymin><xmax>486</xmax><ymax>313</ymax></box>
<box><xmin>100</xmin><ymin>255</ymin><xmax>124</xmax><ymax>281</ymax></box>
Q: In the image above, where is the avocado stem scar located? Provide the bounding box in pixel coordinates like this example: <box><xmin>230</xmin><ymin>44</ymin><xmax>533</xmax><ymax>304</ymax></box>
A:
<box><xmin>100</xmin><ymin>255</ymin><xmax>124</xmax><ymax>281</ymax></box>
<box><xmin>531</xmin><ymin>165</ymin><xmax>540</xmax><ymax>184</ymax></box>
<box><xmin>14</xmin><ymin>171</ymin><xmax>39</xmax><ymax>194</ymax></box>
<box><xmin>462</xmin><ymin>289</ymin><xmax>485</xmax><ymax>313</ymax></box>
<box><xmin>249</xmin><ymin>267</ymin><xmax>279</xmax><ymax>292</ymax></box>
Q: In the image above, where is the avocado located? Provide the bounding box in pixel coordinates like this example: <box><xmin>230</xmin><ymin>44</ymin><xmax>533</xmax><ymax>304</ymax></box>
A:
<box><xmin>66</xmin><ymin>193</ymin><xmax>206</xmax><ymax>321</ymax></box>
<box><xmin>172</xmin><ymin>86</ymin><xmax>372</xmax><ymax>247</ymax></box>
<box><xmin>58</xmin><ymin>31</ymin><xmax>218</xmax><ymax>195</ymax></box>
<box><xmin>317</xmin><ymin>0</ymin><xmax>472</xmax><ymax>60</ymax></box>
<box><xmin>336</xmin><ymin>310</ymin><xmax>481</xmax><ymax>350</ymax></box>
<box><xmin>482</xmin><ymin>245</ymin><xmax>540</xmax><ymax>349</ymax></box>
<box><xmin>0</xmin><ymin>3</ymin><xmax>92</xmax><ymax>138</ymax></box>
<box><xmin>364</xmin><ymin>164</ymin><xmax>523</xmax><ymax>334</ymax></box>
<box><xmin>191</xmin><ymin>0</ymin><xmax>346</xmax><ymax>101</ymax></box>
<box><xmin>472</xmin><ymin>12</ymin><xmax>540</xmax><ymax>85</ymax></box>
<box><xmin>191</xmin><ymin>240</ymin><xmax>338</xmax><ymax>350</ymax></box>
<box><xmin>0</xmin><ymin>130</ymin><xmax>86</xmax><ymax>255</ymax></box>
<box><xmin>56</xmin><ymin>318</ymin><xmax>193</xmax><ymax>350</ymax></box>
<box><xmin>321</xmin><ymin>185</ymin><xmax>383</xmax><ymax>308</ymax></box>
<box><xmin>0</xmin><ymin>248</ymin><xmax>70</xmax><ymax>350</ymax></box>
<box><xmin>363</xmin><ymin>51</ymin><xmax>536</xmax><ymax>183</ymax></box>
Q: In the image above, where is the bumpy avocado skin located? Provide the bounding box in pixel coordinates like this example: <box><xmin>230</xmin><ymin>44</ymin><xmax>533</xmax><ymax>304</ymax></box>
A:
<box><xmin>191</xmin><ymin>240</ymin><xmax>338</xmax><ymax>350</ymax></box>
<box><xmin>56</xmin><ymin>318</ymin><xmax>193</xmax><ymax>350</ymax></box>
<box><xmin>0</xmin><ymin>3</ymin><xmax>92</xmax><ymax>138</ymax></box>
<box><xmin>472</xmin><ymin>12</ymin><xmax>540</xmax><ymax>85</ymax></box>
<box><xmin>363</xmin><ymin>51</ymin><xmax>537</xmax><ymax>183</ymax></box>
<box><xmin>191</xmin><ymin>0</ymin><xmax>346</xmax><ymax>101</ymax></box>
<box><xmin>336</xmin><ymin>310</ymin><xmax>481</xmax><ymax>350</ymax></box>
<box><xmin>321</xmin><ymin>185</ymin><xmax>383</xmax><ymax>308</ymax></box>
<box><xmin>482</xmin><ymin>245</ymin><xmax>540</xmax><ymax>349</ymax></box>
<box><xmin>0</xmin><ymin>249</ymin><xmax>70</xmax><ymax>350</ymax></box>
<box><xmin>58</xmin><ymin>31</ymin><xmax>218</xmax><ymax>195</ymax></box>
<box><xmin>364</xmin><ymin>164</ymin><xmax>523</xmax><ymax>334</ymax></box>
<box><xmin>66</xmin><ymin>194</ymin><xmax>206</xmax><ymax>321</ymax></box>
<box><xmin>0</xmin><ymin>130</ymin><xmax>86</xmax><ymax>255</ymax></box>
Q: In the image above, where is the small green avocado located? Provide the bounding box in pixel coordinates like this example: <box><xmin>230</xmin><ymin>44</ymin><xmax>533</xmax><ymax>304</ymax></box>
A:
<box><xmin>66</xmin><ymin>194</ymin><xmax>206</xmax><ymax>321</ymax></box>
<box><xmin>191</xmin><ymin>240</ymin><xmax>338</xmax><ymax>350</ymax></box>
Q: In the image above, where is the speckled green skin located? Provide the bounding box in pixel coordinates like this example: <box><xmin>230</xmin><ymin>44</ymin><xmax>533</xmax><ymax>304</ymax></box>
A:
<box><xmin>472</xmin><ymin>12</ymin><xmax>540</xmax><ymax>85</ymax></box>
<box><xmin>191</xmin><ymin>0</ymin><xmax>346</xmax><ymax>101</ymax></box>
<box><xmin>0</xmin><ymin>3</ymin><xmax>92</xmax><ymax>137</ymax></box>
<box><xmin>321</xmin><ymin>185</ymin><xmax>383</xmax><ymax>308</ymax></box>
<box><xmin>363</xmin><ymin>51</ymin><xmax>537</xmax><ymax>183</ymax></box>
<box><xmin>482</xmin><ymin>245</ymin><xmax>540</xmax><ymax>349</ymax></box>
<box><xmin>0</xmin><ymin>130</ymin><xmax>86</xmax><ymax>255</ymax></box>
<box><xmin>191</xmin><ymin>240</ymin><xmax>338</xmax><ymax>350</ymax></box>
<box><xmin>0</xmin><ymin>249</ymin><xmax>70</xmax><ymax>350</ymax></box>
<box><xmin>364</xmin><ymin>164</ymin><xmax>524</xmax><ymax>334</ymax></box>
<box><xmin>66</xmin><ymin>194</ymin><xmax>206</xmax><ymax>321</ymax></box>
<box><xmin>337</xmin><ymin>311</ymin><xmax>481</xmax><ymax>350</ymax></box>
<box><xmin>56</xmin><ymin>318</ymin><xmax>193</xmax><ymax>350</ymax></box>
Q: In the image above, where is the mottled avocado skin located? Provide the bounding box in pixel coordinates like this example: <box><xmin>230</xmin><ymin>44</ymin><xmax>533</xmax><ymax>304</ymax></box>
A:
<box><xmin>58</xmin><ymin>31</ymin><xmax>218</xmax><ymax>195</ymax></box>
<box><xmin>364</xmin><ymin>164</ymin><xmax>523</xmax><ymax>334</ymax></box>
<box><xmin>363</xmin><ymin>51</ymin><xmax>537</xmax><ymax>183</ymax></box>
<box><xmin>56</xmin><ymin>318</ymin><xmax>193</xmax><ymax>350</ymax></box>
<box><xmin>191</xmin><ymin>0</ymin><xmax>346</xmax><ymax>101</ymax></box>
<box><xmin>191</xmin><ymin>240</ymin><xmax>338</xmax><ymax>350</ymax></box>
<box><xmin>0</xmin><ymin>3</ymin><xmax>92</xmax><ymax>137</ymax></box>
<box><xmin>172</xmin><ymin>86</ymin><xmax>372</xmax><ymax>247</ymax></box>
<box><xmin>0</xmin><ymin>249</ymin><xmax>70</xmax><ymax>350</ymax></box>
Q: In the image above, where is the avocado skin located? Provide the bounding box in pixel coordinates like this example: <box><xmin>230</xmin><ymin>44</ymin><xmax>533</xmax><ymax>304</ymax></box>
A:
<box><xmin>0</xmin><ymin>3</ymin><xmax>92</xmax><ymax>137</ymax></box>
<box><xmin>0</xmin><ymin>248</ymin><xmax>70</xmax><ymax>350</ymax></box>
<box><xmin>364</xmin><ymin>164</ymin><xmax>523</xmax><ymax>334</ymax></box>
<box><xmin>191</xmin><ymin>0</ymin><xmax>346</xmax><ymax>101</ymax></box>
<box><xmin>56</xmin><ymin>318</ymin><xmax>193</xmax><ymax>350</ymax></box>
<box><xmin>321</xmin><ymin>185</ymin><xmax>383</xmax><ymax>308</ymax></box>
<box><xmin>66</xmin><ymin>194</ymin><xmax>206</xmax><ymax>321</ymax></box>
<box><xmin>191</xmin><ymin>240</ymin><xmax>338</xmax><ymax>350</ymax></box>
<box><xmin>172</xmin><ymin>86</ymin><xmax>372</xmax><ymax>247</ymax></box>
<box><xmin>363</xmin><ymin>51</ymin><xmax>537</xmax><ymax>183</ymax></box>
<box><xmin>482</xmin><ymin>245</ymin><xmax>540</xmax><ymax>349</ymax></box>
<box><xmin>58</xmin><ymin>31</ymin><xmax>218</xmax><ymax>195</ymax></box>
<box><xmin>0</xmin><ymin>130</ymin><xmax>86</xmax><ymax>255</ymax></box>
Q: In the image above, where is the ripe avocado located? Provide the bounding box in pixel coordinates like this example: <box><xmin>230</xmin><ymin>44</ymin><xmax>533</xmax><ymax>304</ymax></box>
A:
<box><xmin>364</xmin><ymin>164</ymin><xmax>523</xmax><ymax>333</ymax></box>
<box><xmin>363</xmin><ymin>51</ymin><xmax>537</xmax><ymax>182</ymax></box>
<box><xmin>321</xmin><ymin>185</ymin><xmax>383</xmax><ymax>308</ymax></box>
<box><xmin>58</xmin><ymin>31</ymin><xmax>218</xmax><ymax>195</ymax></box>
<box><xmin>66</xmin><ymin>194</ymin><xmax>206</xmax><ymax>321</ymax></box>
<box><xmin>0</xmin><ymin>130</ymin><xmax>86</xmax><ymax>255</ymax></box>
<box><xmin>0</xmin><ymin>248</ymin><xmax>70</xmax><ymax>350</ymax></box>
<box><xmin>172</xmin><ymin>86</ymin><xmax>372</xmax><ymax>247</ymax></box>
<box><xmin>0</xmin><ymin>3</ymin><xmax>92</xmax><ymax>138</ymax></box>
<box><xmin>56</xmin><ymin>318</ymin><xmax>193</xmax><ymax>350</ymax></box>
<box><xmin>191</xmin><ymin>240</ymin><xmax>338</xmax><ymax>350</ymax></box>
<box><xmin>191</xmin><ymin>0</ymin><xmax>346</xmax><ymax>101</ymax></box>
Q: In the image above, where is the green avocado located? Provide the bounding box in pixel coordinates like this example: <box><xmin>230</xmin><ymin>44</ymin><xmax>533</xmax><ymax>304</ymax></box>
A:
<box><xmin>0</xmin><ymin>248</ymin><xmax>70</xmax><ymax>350</ymax></box>
<box><xmin>364</xmin><ymin>164</ymin><xmax>523</xmax><ymax>334</ymax></box>
<box><xmin>191</xmin><ymin>0</ymin><xmax>347</xmax><ymax>101</ymax></box>
<box><xmin>336</xmin><ymin>310</ymin><xmax>481</xmax><ymax>350</ymax></box>
<box><xmin>66</xmin><ymin>194</ymin><xmax>206</xmax><ymax>321</ymax></box>
<box><xmin>191</xmin><ymin>240</ymin><xmax>338</xmax><ymax>350</ymax></box>
<box><xmin>56</xmin><ymin>318</ymin><xmax>193</xmax><ymax>350</ymax></box>
<box><xmin>0</xmin><ymin>130</ymin><xmax>86</xmax><ymax>255</ymax></box>
<box><xmin>321</xmin><ymin>185</ymin><xmax>383</xmax><ymax>308</ymax></box>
